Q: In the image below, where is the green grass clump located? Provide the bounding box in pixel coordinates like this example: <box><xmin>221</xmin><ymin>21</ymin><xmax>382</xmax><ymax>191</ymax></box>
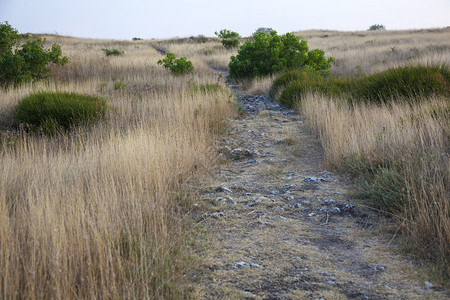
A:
<box><xmin>277</xmin><ymin>72</ymin><xmax>348</xmax><ymax>108</ymax></box>
<box><xmin>102</xmin><ymin>48</ymin><xmax>125</xmax><ymax>56</ymax></box>
<box><xmin>114</xmin><ymin>81</ymin><xmax>127</xmax><ymax>91</ymax></box>
<box><xmin>273</xmin><ymin>65</ymin><xmax>450</xmax><ymax>108</ymax></box>
<box><xmin>359</xmin><ymin>165</ymin><xmax>408</xmax><ymax>213</ymax></box>
<box><xmin>189</xmin><ymin>83</ymin><xmax>225</xmax><ymax>94</ymax></box>
<box><xmin>352</xmin><ymin>65</ymin><xmax>450</xmax><ymax>103</ymax></box>
<box><xmin>269</xmin><ymin>70</ymin><xmax>312</xmax><ymax>98</ymax></box>
<box><xmin>15</xmin><ymin>91</ymin><xmax>108</xmax><ymax>135</ymax></box>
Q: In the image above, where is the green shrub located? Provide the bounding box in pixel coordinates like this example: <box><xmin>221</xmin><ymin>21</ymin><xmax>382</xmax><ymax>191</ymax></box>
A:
<box><xmin>0</xmin><ymin>22</ymin><xmax>69</xmax><ymax>87</ymax></box>
<box><xmin>221</xmin><ymin>39</ymin><xmax>240</xmax><ymax>49</ymax></box>
<box><xmin>215</xmin><ymin>29</ymin><xmax>239</xmax><ymax>40</ymax></box>
<box><xmin>368</xmin><ymin>24</ymin><xmax>386</xmax><ymax>31</ymax></box>
<box><xmin>278</xmin><ymin>72</ymin><xmax>349</xmax><ymax>108</ymax></box>
<box><xmin>270</xmin><ymin>69</ymin><xmax>314</xmax><ymax>98</ymax></box>
<box><xmin>157</xmin><ymin>52</ymin><xmax>193</xmax><ymax>75</ymax></box>
<box><xmin>215</xmin><ymin>29</ymin><xmax>240</xmax><ymax>49</ymax></box>
<box><xmin>102</xmin><ymin>48</ymin><xmax>124</xmax><ymax>56</ymax></box>
<box><xmin>132</xmin><ymin>37</ymin><xmax>143</xmax><ymax>41</ymax></box>
<box><xmin>15</xmin><ymin>91</ymin><xmax>108</xmax><ymax>135</ymax></box>
<box><xmin>273</xmin><ymin>65</ymin><xmax>450</xmax><ymax>107</ymax></box>
<box><xmin>352</xmin><ymin>65</ymin><xmax>450</xmax><ymax>103</ymax></box>
<box><xmin>228</xmin><ymin>31</ymin><xmax>333</xmax><ymax>79</ymax></box>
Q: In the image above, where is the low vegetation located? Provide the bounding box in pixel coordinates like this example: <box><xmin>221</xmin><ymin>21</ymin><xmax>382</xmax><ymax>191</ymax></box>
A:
<box><xmin>273</xmin><ymin>65</ymin><xmax>449</xmax><ymax>108</ymax></box>
<box><xmin>102</xmin><ymin>48</ymin><xmax>125</xmax><ymax>56</ymax></box>
<box><xmin>157</xmin><ymin>51</ymin><xmax>194</xmax><ymax>75</ymax></box>
<box><xmin>15</xmin><ymin>91</ymin><xmax>108</xmax><ymax>135</ymax></box>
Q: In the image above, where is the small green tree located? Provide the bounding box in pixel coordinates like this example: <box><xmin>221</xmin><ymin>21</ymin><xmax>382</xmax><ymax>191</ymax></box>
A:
<box><xmin>0</xmin><ymin>22</ymin><xmax>69</xmax><ymax>87</ymax></box>
<box><xmin>368</xmin><ymin>24</ymin><xmax>386</xmax><ymax>31</ymax></box>
<box><xmin>157</xmin><ymin>52</ymin><xmax>193</xmax><ymax>75</ymax></box>
<box><xmin>215</xmin><ymin>29</ymin><xmax>240</xmax><ymax>49</ymax></box>
<box><xmin>228</xmin><ymin>31</ymin><xmax>333</xmax><ymax>79</ymax></box>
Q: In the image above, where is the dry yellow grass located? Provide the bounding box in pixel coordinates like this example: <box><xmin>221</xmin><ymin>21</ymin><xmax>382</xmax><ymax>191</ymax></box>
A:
<box><xmin>293</xmin><ymin>28</ymin><xmax>450</xmax><ymax>75</ymax></box>
<box><xmin>0</xmin><ymin>36</ymin><xmax>235</xmax><ymax>298</ymax></box>
<box><xmin>150</xmin><ymin>39</ymin><xmax>237</xmax><ymax>71</ymax></box>
<box><xmin>241</xmin><ymin>75</ymin><xmax>276</xmax><ymax>95</ymax></box>
<box><xmin>301</xmin><ymin>94</ymin><xmax>449</xmax><ymax>273</ymax></box>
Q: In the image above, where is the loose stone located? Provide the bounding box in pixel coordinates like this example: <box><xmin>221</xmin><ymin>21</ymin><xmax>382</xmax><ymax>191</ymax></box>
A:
<box><xmin>215</xmin><ymin>197</ymin><xmax>236</xmax><ymax>205</ymax></box>
<box><xmin>215</xmin><ymin>186</ymin><xmax>233</xmax><ymax>193</ymax></box>
<box><xmin>232</xmin><ymin>261</ymin><xmax>263</xmax><ymax>269</ymax></box>
<box><xmin>211</xmin><ymin>212</ymin><xmax>225</xmax><ymax>218</ymax></box>
<box><xmin>323</xmin><ymin>199</ymin><xmax>336</xmax><ymax>205</ymax></box>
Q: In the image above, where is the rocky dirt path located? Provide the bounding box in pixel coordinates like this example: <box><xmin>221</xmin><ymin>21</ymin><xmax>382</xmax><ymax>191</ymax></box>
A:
<box><xmin>195</xmin><ymin>87</ymin><xmax>448</xmax><ymax>299</ymax></box>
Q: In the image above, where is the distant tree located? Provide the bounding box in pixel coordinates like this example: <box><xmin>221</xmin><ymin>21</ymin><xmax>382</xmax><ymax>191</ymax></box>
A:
<box><xmin>368</xmin><ymin>24</ymin><xmax>386</xmax><ymax>31</ymax></box>
<box><xmin>253</xmin><ymin>27</ymin><xmax>274</xmax><ymax>36</ymax></box>
<box><xmin>0</xmin><ymin>22</ymin><xmax>68</xmax><ymax>87</ymax></box>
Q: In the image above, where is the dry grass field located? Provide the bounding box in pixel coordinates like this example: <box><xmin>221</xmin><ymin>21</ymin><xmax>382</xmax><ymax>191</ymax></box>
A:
<box><xmin>0</xmin><ymin>27</ymin><xmax>448</xmax><ymax>298</ymax></box>
<box><xmin>0</xmin><ymin>36</ymin><xmax>235</xmax><ymax>298</ymax></box>
<box><xmin>296</xmin><ymin>28</ymin><xmax>450</xmax><ymax>76</ymax></box>
<box><xmin>301</xmin><ymin>95</ymin><xmax>449</xmax><ymax>270</ymax></box>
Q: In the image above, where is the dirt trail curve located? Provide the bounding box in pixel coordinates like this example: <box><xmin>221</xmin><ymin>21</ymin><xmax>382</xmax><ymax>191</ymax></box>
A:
<box><xmin>195</xmin><ymin>84</ymin><xmax>448</xmax><ymax>299</ymax></box>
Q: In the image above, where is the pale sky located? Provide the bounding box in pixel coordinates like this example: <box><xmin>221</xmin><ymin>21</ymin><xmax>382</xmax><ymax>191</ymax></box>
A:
<box><xmin>0</xmin><ymin>0</ymin><xmax>449</xmax><ymax>39</ymax></box>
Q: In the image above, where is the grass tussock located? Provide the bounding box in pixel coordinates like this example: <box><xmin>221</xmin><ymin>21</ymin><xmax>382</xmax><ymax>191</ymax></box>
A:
<box><xmin>301</xmin><ymin>94</ymin><xmax>449</xmax><ymax>276</ymax></box>
<box><xmin>0</xmin><ymin>34</ymin><xmax>236</xmax><ymax>298</ymax></box>
<box><xmin>15</xmin><ymin>91</ymin><xmax>108</xmax><ymax>135</ymax></box>
<box><xmin>273</xmin><ymin>65</ymin><xmax>449</xmax><ymax>108</ymax></box>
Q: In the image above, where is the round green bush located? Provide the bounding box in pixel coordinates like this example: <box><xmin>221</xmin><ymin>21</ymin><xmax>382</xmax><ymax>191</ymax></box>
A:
<box><xmin>228</xmin><ymin>31</ymin><xmax>333</xmax><ymax>79</ymax></box>
<box><xmin>15</xmin><ymin>91</ymin><xmax>108</xmax><ymax>134</ymax></box>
